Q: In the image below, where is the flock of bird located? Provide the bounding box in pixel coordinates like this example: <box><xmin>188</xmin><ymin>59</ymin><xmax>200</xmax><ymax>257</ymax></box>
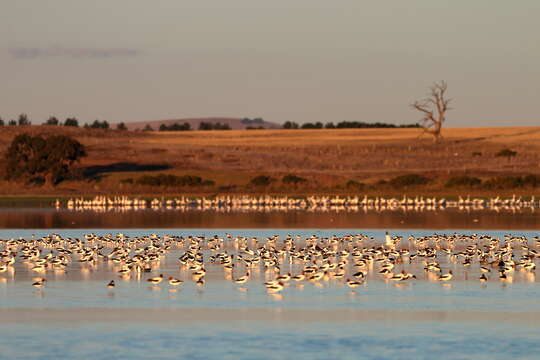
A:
<box><xmin>0</xmin><ymin>231</ymin><xmax>538</xmax><ymax>293</ymax></box>
<box><xmin>55</xmin><ymin>195</ymin><xmax>539</xmax><ymax>213</ymax></box>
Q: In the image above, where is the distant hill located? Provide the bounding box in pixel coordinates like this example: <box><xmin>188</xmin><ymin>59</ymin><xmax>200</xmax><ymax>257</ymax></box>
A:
<box><xmin>126</xmin><ymin>117</ymin><xmax>281</xmax><ymax>131</ymax></box>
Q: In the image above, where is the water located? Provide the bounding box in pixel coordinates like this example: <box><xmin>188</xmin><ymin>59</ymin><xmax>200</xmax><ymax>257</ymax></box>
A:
<box><xmin>1</xmin><ymin>208</ymin><xmax>540</xmax><ymax>229</ymax></box>
<box><xmin>0</xmin><ymin>228</ymin><xmax>539</xmax><ymax>359</ymax></box>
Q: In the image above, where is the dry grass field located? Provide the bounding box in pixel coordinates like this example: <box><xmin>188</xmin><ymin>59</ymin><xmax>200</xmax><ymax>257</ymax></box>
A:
<box><xmin>0</xmin><ymin>125</ymin><xmax>539</xmax><ymax>197</ymax></box>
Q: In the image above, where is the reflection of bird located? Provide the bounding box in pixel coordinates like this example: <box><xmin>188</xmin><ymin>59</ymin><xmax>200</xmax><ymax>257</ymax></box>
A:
<box><xmin>266</xmin><ymin>282</ymin><xmax>284</xmax><ymax>293</ymax></box>
<box><xmin>346</xmin><ymin>279</ymin><xmax>362</xmax><ymax>288</ymax></box>
<box><xmin>32</xmin><ymin>279</ymin><xmax>46</xmax><ymax>288</ymax></box>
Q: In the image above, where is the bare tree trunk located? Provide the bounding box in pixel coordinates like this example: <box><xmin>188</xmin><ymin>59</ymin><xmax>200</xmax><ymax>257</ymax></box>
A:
<box><xmin>411</xmin><ymin>81</ymin><xmax>451</xmax><ymax>143</ymax></box>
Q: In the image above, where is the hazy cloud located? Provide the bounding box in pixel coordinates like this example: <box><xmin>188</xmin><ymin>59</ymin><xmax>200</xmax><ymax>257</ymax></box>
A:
<box><xmin>9</xmin><ymin>46</ymin><xmax>142</xmax><ymax>59</ymax></box>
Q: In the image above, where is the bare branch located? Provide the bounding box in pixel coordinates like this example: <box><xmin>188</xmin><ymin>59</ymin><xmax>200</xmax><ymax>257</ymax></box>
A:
<box><xmin>411</xmin><ymin>81</ymin><xmax>451</xmax><ymax>142</ymax></box>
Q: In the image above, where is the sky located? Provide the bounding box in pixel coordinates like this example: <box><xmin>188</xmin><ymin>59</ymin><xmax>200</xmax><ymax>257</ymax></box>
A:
<box><xmin>1</xmin><ymin>1</ymin><xmax>539</xmax><ymax>127</ymax></box>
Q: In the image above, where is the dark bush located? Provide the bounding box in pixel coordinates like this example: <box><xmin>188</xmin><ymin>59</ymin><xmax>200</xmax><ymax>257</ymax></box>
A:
<box><xmin>389</xmin><ymin>174</ymin><xmax>430</xmax><ymax>188</ymax></box>
<box><xmin>159</xmin><ymin>122</ymin><xmax>191</xmax><ymax>131</ymax></box>
<box><xmin>250</xmin><ymin>175</ymin><xmax>274</xmax><ymax>186</ymax></box>
<box><xmin>472</xmin><ymin>152</ymin><xmax>482</xmax><ymax>157</ymax></box>
<box><xmin>17</xmin><ymin>114</ymin><xmax>31</xmax><ymax>126</ymax></box>
<box><xmin>282</xmin><ymin>121</ymin><xmax>299</xmax><ymax>129</ymax></box>
<box><xmin>4</xmin><ymin>133</ymin><xmax>86</xmax><ymax>185</ymax></box>
<box><xmin>199</xmin><ymin>122</ymin><xmax>230</xmax><ymax>130</ymax></box>
<box><xmin>64</xmin><ymin>117</ymin><xmax>79</xmax><ymax>127</ymax></box>
<box><xmin>43</xmin><ymin>116</ymin><xmax>60</xmax><ymax>126</ymax></box>
<box><xmin>346</xmin><ymin>180</ymin><xmax>365</xmax><ymax>190</ymax></box>
<box><xmin>483</xmin><ymin>175</ymin><xmax>540</xmax><ymax>189</ymax></box>
<box><xmin>523</xmin><ymin>174</ymin><xmax>540</xmax><ymax>187</ymax></box>
<box><xmin>495</xmin><ymin>148</ymin><xmax>517</xmax><ymax>158</ymax></box>
<box><xmin>135</xmin><ymin>174</ymin><xmax>214</xmax><ymax>187</ymax></box>
<box><xmin>445</xmin><ymin>176</ymin><xmax>482</xmax><ymax>188</ymax></box>
<box><xmin>282</xmin><ymin>174</ymin><xmax>307</xmax><ymax>185</ymax></box>
<box><xmin>120</xmin><ymin>178</ymin><xmax>134</xmax><ymax>184</ymax></box>
<box><xmin>89</xmin><ymin>120</ymin><xmax>109</xmax><ymax>129</ymax></box>
<box><xmin>301</xmin><ymin>122</ymin><xmax>324</xmax><ymax>129</ymax></box>
<box><xmin>116</xmin><ymin>122</ymin><xmax>128</xmax><ymax>131</ymax></box>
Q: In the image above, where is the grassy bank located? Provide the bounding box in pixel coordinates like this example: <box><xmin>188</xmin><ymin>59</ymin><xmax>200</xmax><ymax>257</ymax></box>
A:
<box><xmin>0</xmin><ymin>126</ymin><xmax>539</xmax><ymax>199</ymax></box>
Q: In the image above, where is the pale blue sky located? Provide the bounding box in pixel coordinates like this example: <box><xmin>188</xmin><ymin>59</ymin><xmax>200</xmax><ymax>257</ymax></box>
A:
<box><xmin>1</xmin><ymin>1</ymin><xmax>539</xmax><ymax>126</ymax></box>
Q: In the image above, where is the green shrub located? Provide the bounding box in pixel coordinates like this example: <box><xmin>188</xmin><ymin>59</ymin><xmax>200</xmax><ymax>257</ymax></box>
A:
<box><xmin>445</xmin><ymin>176</ymin><xmax>482</xmax><ymax>188</ymax></box>
<box><xmin>389</xmin><ymin>174</ymin><xmax>429</xmax><ymax>188</ymax></box>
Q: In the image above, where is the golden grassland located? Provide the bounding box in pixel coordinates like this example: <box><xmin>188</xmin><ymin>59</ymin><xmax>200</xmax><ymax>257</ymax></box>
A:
<box><xmin>0</xmin><ymin>125</ymin><xmax>539</xmax><ymax>198</ymax></box>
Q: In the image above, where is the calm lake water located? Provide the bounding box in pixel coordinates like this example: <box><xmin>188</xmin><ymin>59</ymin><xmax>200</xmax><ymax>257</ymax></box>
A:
<box><xmin>0</xmin><ymin>228</ymin><xmax>539</xmax><ymax>359</ymax></box>
<box><xmin>1</xmin><ymin>208</ymin><xmax>540</xmax><ymax>229</ymax></box>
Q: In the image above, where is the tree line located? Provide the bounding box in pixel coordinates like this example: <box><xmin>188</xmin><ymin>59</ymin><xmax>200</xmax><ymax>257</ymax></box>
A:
<box><xmin>156</xmin><ymin>121</ymin><xmax>231</xmax><ymax>131</ymax></box>
<box><xmin>0</xmin><ymin>114</ymin><xmax>130</xmax><ymax>131</ymax></box>
<box><xmin>1</xmin><ymin>113</ymin><xmax>420</xmax><ymax>132</ymax></box>
<box><xmin>282</xmin><ymin>121</ymin><xmax>420</xmax><ymax>129</ymax></box>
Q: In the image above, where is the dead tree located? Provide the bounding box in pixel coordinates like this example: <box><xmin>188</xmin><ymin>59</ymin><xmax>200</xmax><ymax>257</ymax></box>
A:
<box><xmin>411</xmin><ymin>81</ymin><xmax>451</xmax><ymax>142</ymax></box>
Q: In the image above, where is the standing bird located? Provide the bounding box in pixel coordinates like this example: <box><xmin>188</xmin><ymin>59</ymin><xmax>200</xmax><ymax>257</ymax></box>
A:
<box><xmin>168</xmin><ymin>277</ymin><xmax>184</xmax><ymax>286</ymax></box>
<box><xmin>107</xmin><ymin>280</ymin><xmax>115</xmax><ymax>288</ymax></box>
<box><xmin>147</xmin><ymin>274</ymin><xmax>164</xmax><ymax>285</ymax></box>
<box><xmin>438</xmin><ymin>270</ymin><xmax>453</xmax><ymax>281</ymax></box>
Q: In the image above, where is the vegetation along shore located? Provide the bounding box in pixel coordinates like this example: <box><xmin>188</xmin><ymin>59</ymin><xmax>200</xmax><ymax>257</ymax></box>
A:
<box><xmin>0</xmin><ymin>123</ymin><xmax>539</xmax><ymax>199</ymax></box>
